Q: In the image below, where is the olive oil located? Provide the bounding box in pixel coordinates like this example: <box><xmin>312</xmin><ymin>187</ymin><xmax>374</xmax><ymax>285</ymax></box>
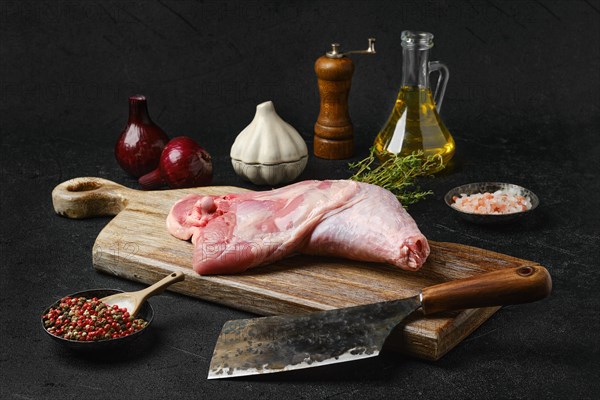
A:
<box><xmin>374</xmin><ymin>86</ymin><xmax>455</xmax><ymax>169</ymax></box>
<box><xmin>374</xmin><ymin>31</ymin><xmax>455</xmax><ymax>172</ymax></box>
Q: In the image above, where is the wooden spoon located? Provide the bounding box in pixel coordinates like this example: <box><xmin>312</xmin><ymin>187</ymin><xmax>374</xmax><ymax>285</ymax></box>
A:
<box><xmin>101</xmin><ymin>271</ymin><xmax>185</xmax><ymax>316</ymax></box>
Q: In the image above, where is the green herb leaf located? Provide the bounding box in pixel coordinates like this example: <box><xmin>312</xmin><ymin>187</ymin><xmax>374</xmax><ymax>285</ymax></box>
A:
<box><xmin>349</xmin><ymin>148</ymin><xmax>443</xmax><ymax>207</ymax></box>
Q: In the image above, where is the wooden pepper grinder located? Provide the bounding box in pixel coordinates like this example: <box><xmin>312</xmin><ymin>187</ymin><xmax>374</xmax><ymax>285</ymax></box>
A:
<box><xmin>314</xmin><ymin>38</ymin><xmax>376</xmax><ymax>159</ymax></box>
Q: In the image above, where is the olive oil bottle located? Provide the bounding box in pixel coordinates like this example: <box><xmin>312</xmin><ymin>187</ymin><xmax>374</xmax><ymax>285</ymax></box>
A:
<box><xmin>374</xmin><ymin>86</ymin><xmax>455</xmax><ymax>165</ymax></box>
<box><xmin>374</xmin><ymin>31</ymin><xmax>455</xmax><ymax>170</ymax></box>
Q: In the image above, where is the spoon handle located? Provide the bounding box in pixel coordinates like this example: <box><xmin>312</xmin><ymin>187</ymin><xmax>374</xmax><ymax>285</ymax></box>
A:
<box><xmin>135</xmin><ymin>271</ymin><xmax>185</xmax><ymax>303</ymax></box>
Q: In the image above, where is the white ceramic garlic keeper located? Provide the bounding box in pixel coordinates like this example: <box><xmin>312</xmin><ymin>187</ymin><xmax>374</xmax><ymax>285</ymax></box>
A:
<box><xmin>230</xmin><ymin>101</ymin><xmax>308</xmax><ymax>185</ymax></box>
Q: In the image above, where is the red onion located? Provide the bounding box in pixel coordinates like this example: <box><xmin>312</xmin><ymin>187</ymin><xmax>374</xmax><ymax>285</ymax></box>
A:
<box><xmin>115</xmin><ymin>95</ymin><xmax>169</xmax><ymax>177</ymax></box>
<box><xmin>139</xmin><ymin>136</ymin><xmax>213</xmax><ymax>189</ymax></box>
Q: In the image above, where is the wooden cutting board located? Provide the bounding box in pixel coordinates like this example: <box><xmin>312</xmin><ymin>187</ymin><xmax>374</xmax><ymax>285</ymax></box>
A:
<box><xmin>52</xmin><ymin>177</ymin><xmax>542</xmax><ymax>360</ymax></box>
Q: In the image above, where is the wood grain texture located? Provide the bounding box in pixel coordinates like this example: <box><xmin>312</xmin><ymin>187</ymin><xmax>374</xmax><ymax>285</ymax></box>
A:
<box><xmin>314</xmin><ymin>55</ymin><xmax>355</xmax><ymax>159</ymax></box>
<box><xmin>421</xmin><ymin>266</ymin><xmax>552</xmax><ymax>315</ymax></box>
<box><xmin>52</xmin><ymin>177</ymin><xmax>543</xmax><ymax>360</ymax></box>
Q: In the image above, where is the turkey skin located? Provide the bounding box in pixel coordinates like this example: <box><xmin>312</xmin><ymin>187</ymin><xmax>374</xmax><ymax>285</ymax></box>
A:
<box><xmin>166</xmin><ymin>180</ymin><xmax>430</xmax><ymax>275</ymax></box>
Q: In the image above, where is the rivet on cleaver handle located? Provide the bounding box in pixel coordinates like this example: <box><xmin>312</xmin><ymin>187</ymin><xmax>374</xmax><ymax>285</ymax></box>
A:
<box><xmin>207</xmin><ymin>266</ymin><xmax>551</xmax><ymax>379</ymax></box>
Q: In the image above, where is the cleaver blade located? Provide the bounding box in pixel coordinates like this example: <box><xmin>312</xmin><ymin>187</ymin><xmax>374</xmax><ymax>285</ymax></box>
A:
<box><xmin>208</xmin><ymin>296</ymin><xmax>420</xmax><ymax>379</ymax></box>
<box><xmin>208</xmin><ymin>265</ymin><xmax>552</xmax><ymax>379</ymax></box>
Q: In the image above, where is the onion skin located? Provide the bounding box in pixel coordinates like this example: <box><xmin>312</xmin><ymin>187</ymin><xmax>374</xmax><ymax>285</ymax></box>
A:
<box><xmin>115</xmin><ymin>95</ymin><xmax>169</xmax><ymax>177</ymax></box>
<box><xmin>139</xmin><ymin>136</ymin><xmax>213</xmax><ymax>190</ymax></box>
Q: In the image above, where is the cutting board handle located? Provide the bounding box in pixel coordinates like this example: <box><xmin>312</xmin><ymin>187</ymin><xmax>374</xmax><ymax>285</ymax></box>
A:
<box><xmin>52</xmin><ymin>177</ymin><xmax>135</xmax><ymax>219</ymax></box>
<box><xmin>420</xmin><ymin>265</ymin><xmax>552</xmax><ymax>314</ymax></box>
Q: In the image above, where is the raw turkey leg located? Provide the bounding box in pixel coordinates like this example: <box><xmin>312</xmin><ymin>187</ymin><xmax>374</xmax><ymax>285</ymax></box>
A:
<box><xmin>167</xmin><ymin>180</ymin><xmax>429</xmax><ymax>275</ymax></box>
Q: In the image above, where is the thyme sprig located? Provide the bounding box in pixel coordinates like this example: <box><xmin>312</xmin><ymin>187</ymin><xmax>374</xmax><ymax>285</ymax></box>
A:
<box><xmin>349</xmin><ymin>148</ymin><xmax>443</xmax><ymax>207</ymax></box>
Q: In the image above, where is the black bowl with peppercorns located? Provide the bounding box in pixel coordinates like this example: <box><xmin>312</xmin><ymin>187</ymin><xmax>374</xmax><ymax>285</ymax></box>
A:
<box><xmin>41</xmin><ymin>289</ymin><xmax>154</xmax><ymax>351</ymax></box>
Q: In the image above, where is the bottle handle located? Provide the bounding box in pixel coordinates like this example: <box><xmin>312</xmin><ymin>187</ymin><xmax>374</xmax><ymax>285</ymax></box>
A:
<box><xmin>428</xmin><ymin>61</ymin><xmax>449</xmax><ymax>113</ymax></box>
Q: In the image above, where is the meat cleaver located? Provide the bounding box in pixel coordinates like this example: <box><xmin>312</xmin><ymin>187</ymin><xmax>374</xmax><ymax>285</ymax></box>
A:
<box><xmin>208</xmin><ymin>265</ymin><xmax>551</xmax><ymax>379</ymax></box>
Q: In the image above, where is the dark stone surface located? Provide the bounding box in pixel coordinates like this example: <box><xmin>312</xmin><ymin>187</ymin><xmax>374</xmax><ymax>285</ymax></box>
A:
<box><xmin>1</xmin><ymin>1</ymin><xmax>598</xmax><ymax>399</ymax></box>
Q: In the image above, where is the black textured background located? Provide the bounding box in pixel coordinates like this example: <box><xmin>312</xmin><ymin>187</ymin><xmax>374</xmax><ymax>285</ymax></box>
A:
<box><xmin>1</xmin><ymin>1</ymin><xmax>599</xmax><ymax>399</ymax></box>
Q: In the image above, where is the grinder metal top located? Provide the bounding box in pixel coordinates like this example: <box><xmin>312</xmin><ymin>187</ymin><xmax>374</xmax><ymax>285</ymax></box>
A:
<box><xmin>325</xmin><ymin>38</ymin><xmax>376</xmax><ymax>58</ymax></box>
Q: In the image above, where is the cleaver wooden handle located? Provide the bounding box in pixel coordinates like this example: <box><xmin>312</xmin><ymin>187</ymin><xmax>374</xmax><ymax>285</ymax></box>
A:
<box><xmin>420</xmin><ymin>265</ymin><xmax>552</xmax><ymax>315</ymax></box>
<box><xmin>52</xmin><ymin>177</ymin><xmax>136</xmax><ymax>219</ymax></box>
